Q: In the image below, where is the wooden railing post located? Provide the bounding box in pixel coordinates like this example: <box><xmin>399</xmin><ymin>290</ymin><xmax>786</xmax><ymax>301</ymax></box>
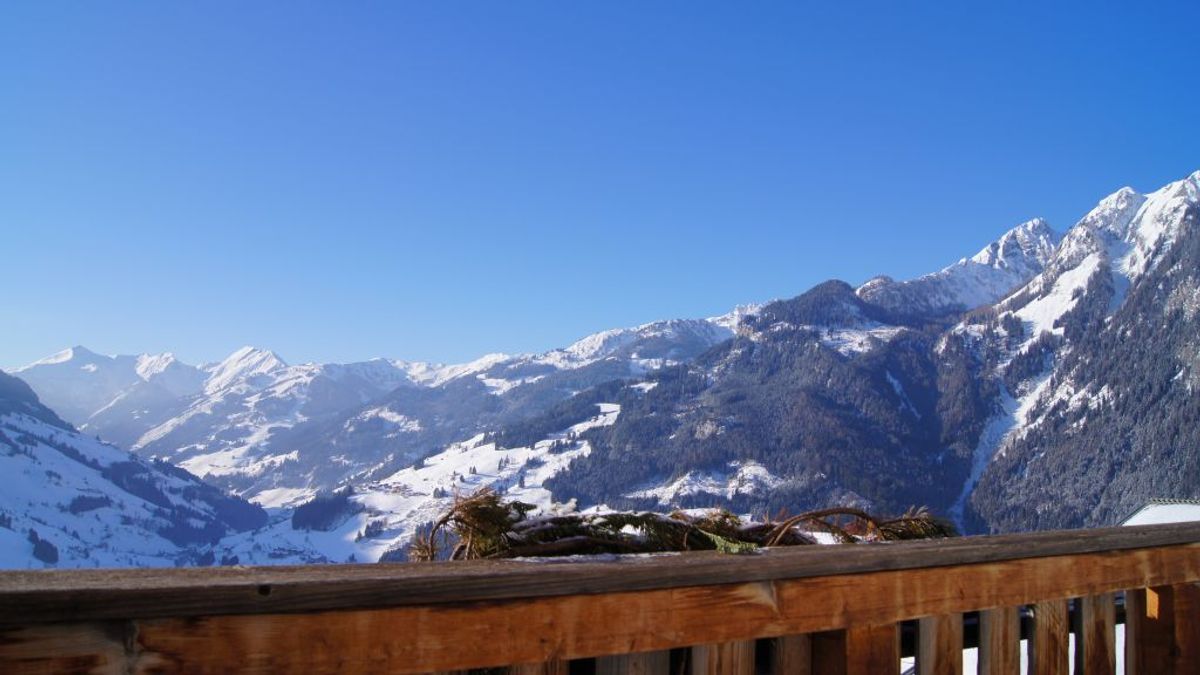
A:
<box><xmin>1172</xmin><ymin>583</ymin><xmax>1200</xmax><ymax>671</ymax></box>
<box><xmin>1126</xmin><ymin>588</ymin><xmax>1162</xmax><ymax>674</ymax></box>
<box><xmin>1030</xmin><ymin>599</ymin><xmax>1068</xmax><ymax>675</ymax></box>
<box><xmin>978</xmin><ymin>606</ymin><xmax>1020</xmax><ymax>675</ymax></box>
<box><xmin>772</xmin><ymin>634</ymin><xmax>812</xmax><ymax>674</ymax></box>
<box><xmin>689</xmin><ymin>641</ymin><xmax>754</xmax><ymax>675</ymax></box>
<box><xmin>1127</xmin><ymin>586</ymin><xmax>1174</xmax><ymax>674</ymax></box>
<box><xmin>810</xmin><ymin>631</ymin><xmax>847</xmax><ymax>675</ymax></box>
<box><xmin>808</xmin><ymin>626</ymin><xmax>898</xmax><ymax>675</ymax></box>
<box><xmin>917</xmin><ymin>613</ymin><xmax>962</xmax><ymax>675</ymax></box>
<box><xmin>1081</xmin><ymin>593</ymin><xmax>1116</xmax><ymax>674</ymax></box>
<box><xmin>845</xmin><ymin>623</ymin><xmax>899</xmax><ymax>675</ymax></box>
<box><xmin>1126</xmin><ymin>584</ymin><xmax>1200</xmax><ymax>674</ymax></box>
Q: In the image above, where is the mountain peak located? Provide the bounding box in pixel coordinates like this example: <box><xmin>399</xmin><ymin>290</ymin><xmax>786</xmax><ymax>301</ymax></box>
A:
<box><xmin>229</xmin><ymin>345</ymin><xmax>281</xmax><ymax>360</ymax></box>
<box><xmin>968</xmin><ymin>218</ymin><xmax>1061</xmax><ymax>269</ymax></box>
<box><xmin>135</xmin><ymin>352</ymin><xmax>177</xmax><ymax>378</ymax></box>
<box><xmin>1160</xmin><ymin>168</ymin><xmax>1200</xmax><ymax>200</ymax></box>
<box><xmin>1012</xmin><ymin>216</ymin><xmax>1052</xmax><ymax>233</ymax></box>
<box><xmin>1072</xmin><ymin>186</ymin><xmax>1147</xmax><ymax>241</ymax></box>
<box><xmin>20</xmin><ymin>346</ymin><xmax>99</xmax><ymax>369</ymax></box>
<box><xmin>204</xmin><ymin>346</ymin><xmax>288</xmax><ymax>393</ymax></box>
<box><xmin>859</xmin><ymin>217</ymin><xmax>1062</xmax><ymax>316</ymax></box>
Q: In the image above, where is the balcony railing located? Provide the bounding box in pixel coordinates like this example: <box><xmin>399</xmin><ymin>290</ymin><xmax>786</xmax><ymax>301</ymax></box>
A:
<box><xmin>2</xmin><ymin>521</ymin><xmax>1199</xmax><ymax>674</ymax></box>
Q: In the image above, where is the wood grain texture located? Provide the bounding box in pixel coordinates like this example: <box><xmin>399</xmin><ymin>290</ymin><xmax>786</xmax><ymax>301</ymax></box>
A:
<box><xmin>3</xmin><ymin>523</ymin><xmax>1200</xmax><ymax>625</ymax></box>
<box><xmin>1132</xmin><ymin>583</ymin><xmax>1200</xmax><ymax>674</ymax></box>
<box><xmin>1171</xmin><ymin>583</ymin><xmax>1200</xmax><ymax>672</ymax></box>
<box><xmin>917</xmin><ymin>614</ymin><xmax>962</xmax><ymax>675</ymax></box>
<box><xmin>1126</xmin><ymin>586</ymin><xmax>1176</xmax><ymax>674</ymax></box>
<box><xmin>978</xmin><ymin>607</ymin><xmax>1019</xmax><ymax>675</ymax></box>
<box><xmin>111</xmin><ymin>545</ymin><xmax>1200</xmax><ymax>674</ymax></box>
<box><xmin>1030</xmin><ymin>599</ymin><xmax>1067</xmax><ymax>675</ymax></box>
<box><xmin>845</xmin><ymin>624</ymin><xmax>898</xmax><ymax>675</ymax></box>
<box><xmin>1124</xmin><ymin>589</ymin><xmax>1150</xmax><ymax>675</ymax></box>
<box><xmin>689</xmin><ymin>641</ymin><xmax>754</xmax><ymax>675</ymax></box>
<box><xmin>595</xmin><ymin>650</ymin><xmax>670</xmax><ymax>675</ymax></box>
<box><xmin>809</xmin><ymin>631</ymin><xmax>847</xmax><ymax>675</ymax></box>
<box><xmin>2</xmin><ymin>542</ymin><xmax>1200</xmax><ymax>673</ymax></box>
<box><xmin>1081</xmin><ymin>593</ymin><xmax>1116</xmax><ymax>675</ymax></box>
<box><xmin>772</xmin><ymin>634</ymin><xmax>811</xmax><ymax>675</ymax></box>
<box><xmin>0</xmin><ymin>621</ymin><xmax>131</xmax><ymax>675</ymax></box>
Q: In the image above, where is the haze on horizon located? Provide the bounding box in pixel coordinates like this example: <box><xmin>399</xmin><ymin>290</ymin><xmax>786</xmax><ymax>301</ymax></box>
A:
<box><xmin>3</xmin><ymin>3</ymin><xmax>1199</xmax><ymax>368</ymax></box>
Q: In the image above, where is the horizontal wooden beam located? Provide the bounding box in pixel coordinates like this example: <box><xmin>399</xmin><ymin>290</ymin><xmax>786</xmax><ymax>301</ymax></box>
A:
<box><xmin>4</xmin><ymin>542</ymin><xmax>1199</xmax><ymax>674</ymax></box>
<box><xmin>2</xmin><ymin>522</ymin><xmax>1200</xmax><ymax>625</ymax></box>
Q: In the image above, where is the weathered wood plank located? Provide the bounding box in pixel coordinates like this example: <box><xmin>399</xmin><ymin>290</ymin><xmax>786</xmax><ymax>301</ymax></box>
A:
<box><xmin>1081</xmin><ymin>593</ymin><xmax>1116</xmax><ymax>675</ymax></box>
<box><xmin>1030</xmin><ymin>599</ymin><xmax>1067</xmax><ymax>675</ymax></box>
<box><xmin>689</xmin><ymin>640</ymin><xmax>754</xmax><ymax>675</ymax></box>
<box><xmin>3</xmin><ymin>523</ymin><xmax>1200</xmax><ymax>624</ymax></box>
<box><xmin>595</xmin><ymin>650</ymin><xmax>670</xmax><ymax>675</ymax></box>
<box><xmin>3</xmin><ymin>543</ymin><xmax>1200</xmax><ymax>674</ymax></box>
<box><xmin>978</xmin><ymin>606</ymin><xmax>1019</xmax><ymax>675</ymax></box>
<box><xmin>917</xmin><ymin>613</ymin><xmax>962</xmax><ymax>675</ymax></box>
<box><xmin>772</xmin><ymin>634</ymin><xmax>811</xmax><ymax>675</ymax></box>
<box><xmin>71</xmin><ymin>544</ymin><xmax>1194</xmax><ymax>674</ymax></box>
<box><xmin>845</xmin><ymin>623</ymin><xmax>898</xmax><ymax>675</ymax></box>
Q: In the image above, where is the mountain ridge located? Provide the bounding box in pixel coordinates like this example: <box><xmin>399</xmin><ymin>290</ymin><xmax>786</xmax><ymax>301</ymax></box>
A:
<box><xmin>12</xmin><ymin>169</ymin><xmax>1200</xmax><ymax>564</ymax></box>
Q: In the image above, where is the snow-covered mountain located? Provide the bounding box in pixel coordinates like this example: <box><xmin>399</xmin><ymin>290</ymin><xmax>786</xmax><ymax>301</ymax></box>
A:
<box><xmin>14</xmin><ymin>169</ymin><xmax>1200</xmax><ymax>557</ymax></box>
<box><xmin>17</xmin><ymin>310</ymin><xmax>750</xmax><ymax>509</ymax></box>
<box><xmin>534</xmin><ymin>170</ymin><xmax>1200</xmax><ymax>535</ymax></box>
<box><xmin>0</xmin><ymin>370</ymin><xmax>277</xmax><ymax>568</ymax></box>
<box><xmin>963</xmin><ymin>170</ymin><xmax>1200</xmax><ymax>531</ymax></box>
<box><xmin>15</xmin><ymin>347</ymin><xmax>204</xmax><ymax>430</ymax></box>
<box><xmin>857</xmin><ymin>217</ymin><xmax>1062</xmax><ymax>316</ymax></box>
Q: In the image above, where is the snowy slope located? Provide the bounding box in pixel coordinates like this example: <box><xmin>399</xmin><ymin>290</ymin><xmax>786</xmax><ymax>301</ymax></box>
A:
<box><xmin>1001</xmin><ymin>171</ymin><xmax>1200</xmax><ymax>328</ymax></box>
<box><xmin>626</xmin><ymin>460</ymin><xmax>785</xmax><ymax>506</ymax></box>
<box><xmin>213</xmin><ymin>402</ymin><xmax>622</xmax><ymax>564</ymax></box>
<box><xmin>0</xmin><ymin>371</ymin><xmax>273</xmax><ymax>568</ymax></box>
<box><xmin>953</xmin><ymin>171</ymin><xmax>1200</xmax><ymax>530</ymax></box>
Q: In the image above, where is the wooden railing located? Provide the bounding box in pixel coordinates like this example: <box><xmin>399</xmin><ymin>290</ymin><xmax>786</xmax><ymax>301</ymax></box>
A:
<box><xmin>2</xmin><ymin>522</ymin><xmax>1199</xmax><ymax>674</ymax></box>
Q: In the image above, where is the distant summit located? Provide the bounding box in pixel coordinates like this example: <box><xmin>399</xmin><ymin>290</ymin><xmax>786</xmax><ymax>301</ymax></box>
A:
<box><xmin>858</xmin><ymin>217</ymin><xmax>1062</xmax><ymax>316</ymax></box>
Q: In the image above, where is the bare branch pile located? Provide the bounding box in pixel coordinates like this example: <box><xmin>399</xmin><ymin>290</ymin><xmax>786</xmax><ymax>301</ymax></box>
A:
<box><xmin>409</xmin><ymin>489</ymin><xmax>957</xmax><ymax>561</ymax></box>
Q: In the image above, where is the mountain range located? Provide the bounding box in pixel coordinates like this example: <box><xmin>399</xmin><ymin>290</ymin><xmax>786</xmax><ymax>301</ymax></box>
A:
<box><xmin>16</xmin><ymin>312</ymin><xmax>746</xmax><ymax>509</ymax></box>
<box><xmin>0</xmin><ymin>370</ymin><xmax>267</xmax><ymax>567</ymax></box>
<box><xmin>5</xmin><ymin>169</ymin><xmax>1199</xmax><ymax>567</ymax></box>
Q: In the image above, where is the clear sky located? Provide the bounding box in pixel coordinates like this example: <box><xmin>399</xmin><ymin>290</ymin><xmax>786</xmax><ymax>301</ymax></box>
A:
<box><xmin>3</xmin><ymin>2</ymin><xmax>1199</xmax><ymax>369</ymax></box>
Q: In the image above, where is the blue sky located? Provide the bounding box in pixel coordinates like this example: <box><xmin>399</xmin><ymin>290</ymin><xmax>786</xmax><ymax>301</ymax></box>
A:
<box><xmin>2</xmin><ymin>2</ymin><xmax>1199</xmax><ymax>368</ymax></box>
